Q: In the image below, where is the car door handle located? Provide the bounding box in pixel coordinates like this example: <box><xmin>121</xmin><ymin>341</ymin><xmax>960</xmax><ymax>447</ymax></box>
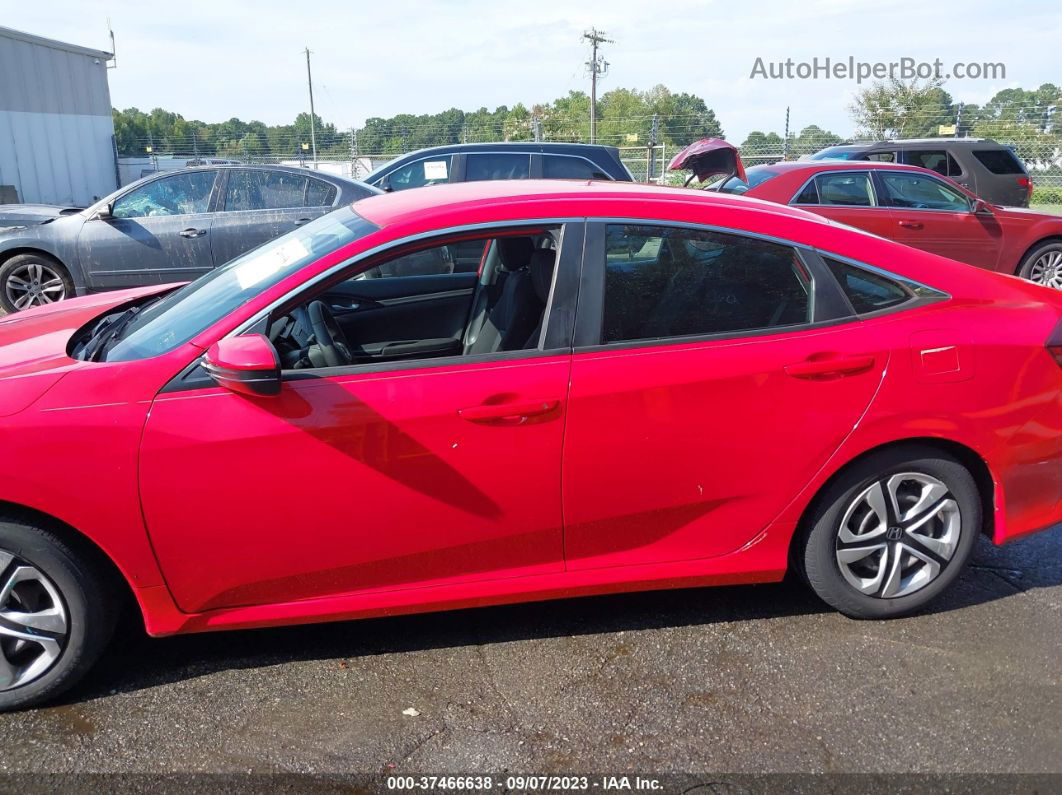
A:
<box><xmin>180</xmin><ymin>227</ymin><xmax>207</xmax><ymax>238</ymax></box>
<box><xmin>458</xmin><ymin>399</ymin><xmax>560</xmax><ymax>424</ymax></box>
<box><xmin>898</xmin><ymin>220</ymin><xmax>923</xmax><ymax>229</ymax></box>
<box><xmin>785</xmin><ymin>355</ymin><xmax>876</xmax><ymax>379</ymax></box>
<box><xmin>294</xmin><ymin>218</ymin><xmax>313</xmax><ymax>227</ymax></box>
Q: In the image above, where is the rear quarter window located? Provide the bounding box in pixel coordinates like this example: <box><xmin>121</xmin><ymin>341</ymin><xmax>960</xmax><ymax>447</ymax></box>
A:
<box><xmin>824</xmin><ymin>257</ymin><xmax>945</xmax><ymax>314</ymax></box>
<box><xmin>972</xmin><ymin>149</ymin><xmax>1026</xmax><ymax>175</ymax></box>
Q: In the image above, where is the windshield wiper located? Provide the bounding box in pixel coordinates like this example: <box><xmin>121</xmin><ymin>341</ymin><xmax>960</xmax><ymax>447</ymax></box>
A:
<box><xmin>81</xmin><ymin>297</ymin><xmax>161</xmax><ymax>362</ymax></box>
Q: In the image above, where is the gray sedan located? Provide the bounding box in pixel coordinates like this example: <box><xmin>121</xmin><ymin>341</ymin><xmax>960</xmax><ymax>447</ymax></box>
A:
<box><xmin>0</xmin><ymin>164</ymin><xmax>379</xmax><ymax>312</ymax></box>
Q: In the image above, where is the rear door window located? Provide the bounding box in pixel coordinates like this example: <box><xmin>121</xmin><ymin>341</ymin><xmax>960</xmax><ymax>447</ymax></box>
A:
<box><xmin>972</xmin><ymin>149</ymin><xmax>1025</xmax><ymax>174</ymax></box>
<box><xmin>542</xmin><ymin>155</ymin><xmax>609</xmax><ymax>180</ymax></box>
<box><xmin>225</xmin><ymin>170</ymin><xmax>310</xmax><ymax>211</ymax></box>
<box><xmin>601</xmin><ymin>224</ymin><xmax>811</xmax><ymax>343</ymax></box>
<box><xmin>466</xmin><ymin>153</ymin><xmax>531</xmax><ymax>181</ymax></box>
<box><xmin>798</xmin><ymin>172</ymin><xmax>875</xmax><ymax>206</ymax></box>
<box><xmin>903</xmin><ymin>150</ymin><xmax>962</xmax><ymax>177</ymax></box>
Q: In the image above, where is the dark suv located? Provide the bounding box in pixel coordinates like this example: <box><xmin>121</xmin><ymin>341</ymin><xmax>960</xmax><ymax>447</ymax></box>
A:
<box><xmin>364</xmin><ymin>142</ymin><xmax>634</xmax><ymax>192</ymax></box>
<box><xmin>806</xmin><ymin>139</ymin><xmax>1033</xmax><ymax>207</ymax></box>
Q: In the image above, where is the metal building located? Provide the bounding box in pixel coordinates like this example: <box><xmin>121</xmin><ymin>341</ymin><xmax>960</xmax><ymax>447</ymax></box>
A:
<box><xmin>0</xmin><ymin>26</ymin><xmax>118</xmax><ymax>207</ymax></box>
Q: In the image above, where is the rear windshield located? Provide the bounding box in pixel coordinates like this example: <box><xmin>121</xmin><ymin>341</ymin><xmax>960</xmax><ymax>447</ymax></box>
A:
<box><xmin>104</xmin><ymin>207</ymin><xmax>377</xmax><ymax>361</ymax></box>
<box><xmin>973</xmin><ymin>149</ymin><xmax>1026</xmax><ymax>175</ymax></box>
<box><xmin>712</xmin><ymin>166</ymin><xmax>784</xmax><ymax>195</ymax></box>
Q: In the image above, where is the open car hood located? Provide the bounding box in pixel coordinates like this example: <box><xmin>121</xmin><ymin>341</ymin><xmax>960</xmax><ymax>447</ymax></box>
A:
<box><xmin>668</xmin><ymin>138</ymin><xmax>747</xmax><ymax>183</ymax></box>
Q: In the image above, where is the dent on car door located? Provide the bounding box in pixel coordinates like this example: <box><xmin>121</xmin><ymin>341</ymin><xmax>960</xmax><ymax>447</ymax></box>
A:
<box><xmin>210</xmin><ymin>170</ymin><xmax>336</xmax><ymax>266</ymax></box>
<box><xmin>77</xmin><ymin>170</ymin><xmax>218</xmax><ymax>289</ymax></box>
<box><xmin>138</xmin><ymin>223</ymin><xmax>582</xmax><ymax>613</ymax></box>
<box><xmin>561</xmin><ymin>222</ymin><xmax>888</xmax><ymax>571</ymax></box>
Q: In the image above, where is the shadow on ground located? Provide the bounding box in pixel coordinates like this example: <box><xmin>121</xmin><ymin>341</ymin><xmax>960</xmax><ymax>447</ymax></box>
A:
<box><xmin>69</xmin><ymin>526</ymin><xmax>1062</xmax><ymax>706</ymax></box>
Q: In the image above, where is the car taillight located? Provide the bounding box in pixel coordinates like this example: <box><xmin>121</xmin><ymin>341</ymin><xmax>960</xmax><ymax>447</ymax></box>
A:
<box><xmin>1049</xmin><ymin>318</ymin><xmax>1062</xmax><ymax>368</ymax></box>
<box><xmin>1018</xmin><ymin>175</ymin><xmax>1033</xmax><ymax>197</ymax></box>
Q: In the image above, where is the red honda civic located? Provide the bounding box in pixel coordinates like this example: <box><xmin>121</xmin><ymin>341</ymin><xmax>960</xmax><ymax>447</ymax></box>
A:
<box><xmin>0</xmin><ymin>180</ymin><xmax>1060</xmax><ymax>709</ymax></box>
<box><xmin>713</xmin><ymin>160</ymin><xmax>1062</xmax><ymax>288</ymax></box>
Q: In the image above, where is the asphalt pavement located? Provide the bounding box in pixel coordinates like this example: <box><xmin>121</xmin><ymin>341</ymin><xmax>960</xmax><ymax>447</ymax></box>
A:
<box><xmin>0</xmin><ymin>527</ymin><xmax>1058</xmax><ymax>779</ymax></box>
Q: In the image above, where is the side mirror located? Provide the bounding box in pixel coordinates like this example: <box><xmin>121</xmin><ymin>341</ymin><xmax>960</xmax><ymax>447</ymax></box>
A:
<box><xmin>973</xmin><ymin>199</ymin><xmax>994</xmax><ymax>215</ymax></box>
<box><xmin>96</xmin><ymin>202</ymin><xmax>113</xmax><ymax>220</ymax></box>
<box><xmin>202</xmin><ymin>334</ymin><xmax>281</xmax><ymax>397</ymax></box>
<box><xmin>378</xmin><ymin>174</ymin><xmax>393</xmax><ymax>192</ymax></box>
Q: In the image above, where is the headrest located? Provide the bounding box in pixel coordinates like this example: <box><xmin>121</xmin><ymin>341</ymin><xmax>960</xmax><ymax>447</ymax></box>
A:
<box><xmin>497</xmin><ymin>237</ymin><xmax>535</xmax><ymax>271</ymax></box>
<box><xmin>529</xmin><ymin>249</ymin><xmax>556</xmax><ymax>303</ymax></box>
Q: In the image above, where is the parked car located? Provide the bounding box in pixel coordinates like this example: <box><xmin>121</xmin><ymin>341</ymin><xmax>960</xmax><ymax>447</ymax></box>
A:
<box><xmin>363</xmin><ymin>142</ymin><xmax>634</xmax><ymax>192</ymax></box>
<box><xmin>713</xmin><ymin>160</ymin><xmax>1062</xmax><ymax>290</ymax></box>
<box><xmin>0</xmin><ymin>165</ymin><xmax>379</xmax><ymax>313</ymax></box>
<box><xmin>805</xmin><ymin>138</ymin><xmax>1033</xmax><ymax>207</ymax></box>
<box><xmin>1</xmin><ymin>180</ymin><xmax>1061</xmax><ymax>709</ymax></box>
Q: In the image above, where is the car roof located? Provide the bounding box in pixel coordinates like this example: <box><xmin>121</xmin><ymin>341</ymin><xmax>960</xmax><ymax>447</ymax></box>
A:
<box><xmin>751</xmin><ymin>160</ymin><xmax>925</xmax><ymax>173</ymax></box>
<box><xmin>826</xmin><ymin>138</ymin><xmax>998</xmax><ymax>148</ymax></box>
<box><xmin>353</xmin><ymin>178</ymin><xmax>831</xmax><ymax>228</ymax></box>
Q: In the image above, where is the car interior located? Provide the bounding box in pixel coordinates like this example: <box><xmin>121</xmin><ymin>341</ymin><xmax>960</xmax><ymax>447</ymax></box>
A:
<box><xmin>267</xmin><ymin>229</ymin><xmax>560</xmax><ymax>370</ymax></box>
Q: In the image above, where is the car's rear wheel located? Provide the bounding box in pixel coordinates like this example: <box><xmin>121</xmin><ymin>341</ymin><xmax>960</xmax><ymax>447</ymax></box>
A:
<box><xmin>0</xmin><ymin>518</ymin><xmax>117</xmax><ymax>711</ymax></box>
<box><xmin>800</xmin><ymin>446</ymin><xmax>981</xmax><ymax>619</ymax></box>
<box><xmin>0</xmin><ymin>253</ymin><xmax>74</xmax><ymax>313</ymax></box>
<box><xmin>1017</xmin><ymin>240</ymin><xmax>1062</xmax><ymax>290</ymax></box>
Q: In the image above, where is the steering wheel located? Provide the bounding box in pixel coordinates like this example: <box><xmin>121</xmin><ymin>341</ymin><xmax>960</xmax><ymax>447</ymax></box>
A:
<box><xmin>303</xmin><ymin>300</ymin><xmax>354</xmax><ymax>367</ymax></box>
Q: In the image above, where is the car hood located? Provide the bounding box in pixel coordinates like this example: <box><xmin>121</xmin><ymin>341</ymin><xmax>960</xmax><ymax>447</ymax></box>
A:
<box><xmin>0</xmin><ymin>204</ymin><xmax>83</xmax><ymax>226</ymax></box>
<box><xmin>0</xmin><ymin>285</ymin><xmax>176</xmax><ymax>415</ymax></box>
<box><xmin>668</xmin><ymin>138</ymin><xmax>747</xmax><ymax>183</ymax></box>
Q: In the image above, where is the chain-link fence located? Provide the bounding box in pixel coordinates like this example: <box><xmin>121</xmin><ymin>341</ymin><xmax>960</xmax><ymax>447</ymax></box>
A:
<box><xmin>116</xmin><ymin>125</ymin><xmax>1062</xmax><ymax>208</ymax></box>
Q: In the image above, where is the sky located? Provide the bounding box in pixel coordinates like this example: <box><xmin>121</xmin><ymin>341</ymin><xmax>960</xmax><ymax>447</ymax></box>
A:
<box><xmin>2</xmin><ymin>0</ymin><xmax>1059</xmax><ymax>142</ymax></box>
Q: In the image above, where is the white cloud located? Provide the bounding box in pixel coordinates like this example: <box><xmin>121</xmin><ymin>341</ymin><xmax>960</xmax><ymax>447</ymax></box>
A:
<box><xmin>3</xmin><ymin>0</ymin><xmax>1059</xmax><ymax>142</ymax></box>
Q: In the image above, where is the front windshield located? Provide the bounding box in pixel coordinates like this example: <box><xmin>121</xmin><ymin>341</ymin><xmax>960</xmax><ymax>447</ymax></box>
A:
<box><xmin>104</xmin><ymin>206</ymin><xmax>378</xmax><ymax>362</ymax></box>
<box><xmin>708</xmin><ymin>166</ymin><xmax>784</xmax><ymax>195</ymax></box>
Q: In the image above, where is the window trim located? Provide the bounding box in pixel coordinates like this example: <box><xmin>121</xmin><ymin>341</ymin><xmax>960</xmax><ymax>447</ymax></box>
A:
<box><xmin>871</xmin><ymin>170</ymin><xmax>974</xmax><ymax>214</ymax></box>
<box><xmin>572</xmin><ymin>219</ymin><xmax>855</xmax><ymax>353</ymax></box>
<box><xmin>162</xmin><ymin>218</ymin><xmax>586</xmax><ymax>392</ymax></box>
<box><xmin>790</xmin><ymin>169</ymin><xmax>880</xmax><ymax>208</ymax></box>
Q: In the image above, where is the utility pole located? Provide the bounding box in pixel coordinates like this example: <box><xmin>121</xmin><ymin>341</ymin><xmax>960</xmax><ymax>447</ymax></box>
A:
<box><xmin>583</xmin><ymin>28</ymin><xmax>613</xmax><ymax>144</ymax></box>
<box><xmin>956</xmin><ymin>102</ymin><xmax>965</xmax><ymax>137</ymax></box>
<box><xmin>783</xmin><ymin>106</ymin><xmax>791</xmax><ymax>160</ymax></box>
<box><xmin>304</xmin><ymin>47</ymin><xmax>318</xmax><ymax>169</ymax></box>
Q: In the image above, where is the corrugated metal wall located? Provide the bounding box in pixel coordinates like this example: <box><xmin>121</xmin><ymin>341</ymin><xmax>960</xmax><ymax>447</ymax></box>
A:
<box><xmin>0</xmin><ymin>27</ymin><xmax>118</xmax><ymax>206</ymax></box>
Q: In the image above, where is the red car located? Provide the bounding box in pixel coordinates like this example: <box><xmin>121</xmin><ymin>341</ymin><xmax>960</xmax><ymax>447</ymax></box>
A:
<box><xmin>1</xmin><ymin>180</ymin><xmax>1061</xmax><ymax>709</ymax></box>
<box><xmin>714</xmin><ymin>160</ymin><xmax>1062</xmax><ymax>289</ymax></box>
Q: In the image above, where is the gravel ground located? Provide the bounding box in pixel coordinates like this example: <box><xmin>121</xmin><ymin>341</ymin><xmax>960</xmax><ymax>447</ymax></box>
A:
<box><xmin>0</xmin><ymin>526</ymin><xmax>1058</xmax><ymax>779</ymax></box>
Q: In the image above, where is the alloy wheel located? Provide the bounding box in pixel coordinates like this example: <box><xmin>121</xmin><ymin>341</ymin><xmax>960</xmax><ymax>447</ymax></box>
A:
<box><xmin>834</xmin><ymin>473</ymin><xmax>961</xmax><ymax>599</ymax></box>
<box><xmin>1028</xmin><ymin>249</ymin><xmax>1062</xmax><ymax>290</ymax></box>
<box><xmin>0</xmin><ymin>550</ymin><xmax>68</xmax><ymax>691</ymax></box>
<box><xmin>5</xmin><ymin>262</ymin><xmax>67</xmax><ymax>310</ymax></box>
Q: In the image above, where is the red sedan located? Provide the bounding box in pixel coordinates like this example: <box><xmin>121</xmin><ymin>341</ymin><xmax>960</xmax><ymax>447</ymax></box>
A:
<box><xmin>1</xmin><ymin>180</ymin><xmax>1061</xmax><ymax>709</ymax></box>
<box><xmin>715</xmin><ymin>160</ymin><xmax>1062</xmax><ymax>289</ymax></box>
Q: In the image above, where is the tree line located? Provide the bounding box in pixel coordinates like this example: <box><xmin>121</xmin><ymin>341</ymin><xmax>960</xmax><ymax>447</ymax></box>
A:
<box><xmin>112</xmin><ymin>81</ymin><xmax>1059</xmax><ymax>163</ymax></box>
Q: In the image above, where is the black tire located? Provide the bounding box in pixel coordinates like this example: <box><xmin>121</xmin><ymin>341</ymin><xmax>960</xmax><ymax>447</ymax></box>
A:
<box><xmin>0</xmin><ymin>253</ymin><xmax>74</xmax><ymax>314</ymax></box>
<box><xmin>1016</xmin><ymin>239</ymin><xmax>1062</xmax><ymax>290</ymax></box>
<box><xmin>800</xmin><ymin>446</ymin><xmax>981</xmax><ymax>619</ymax></box>
<box><xmin>0</xmin><ymin>517</ymin><xmax>117</xmax><ymax>711</ymax></box>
